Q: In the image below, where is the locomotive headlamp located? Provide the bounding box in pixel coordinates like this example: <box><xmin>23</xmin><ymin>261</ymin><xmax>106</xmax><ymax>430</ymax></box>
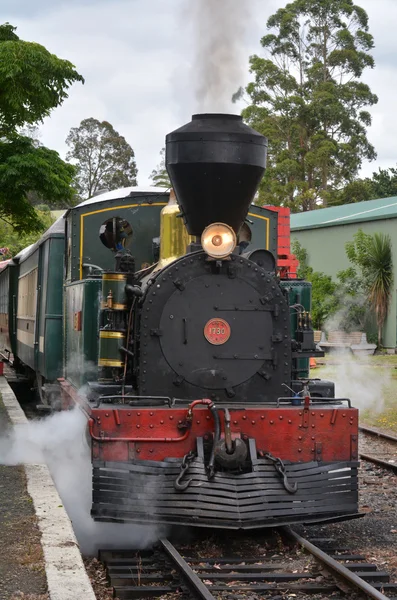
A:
<box><xmin>201</xmin><ymin>223</ymin><xmax>236</xmax><ymax>259</ymax></box>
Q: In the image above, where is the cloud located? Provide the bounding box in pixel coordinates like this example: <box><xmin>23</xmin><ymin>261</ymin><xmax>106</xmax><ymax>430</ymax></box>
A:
<box><xmin>2</xmin><ymin>0</ymin><xmax>396</xmax><ymax>186</ymax></box>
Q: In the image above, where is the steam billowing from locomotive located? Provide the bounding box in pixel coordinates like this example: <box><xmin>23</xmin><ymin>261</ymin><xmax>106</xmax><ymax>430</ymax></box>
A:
<box><xmin>188</xmin><ymin>0</ymin><xmax>253</xmax><ymax>113</ymax></box>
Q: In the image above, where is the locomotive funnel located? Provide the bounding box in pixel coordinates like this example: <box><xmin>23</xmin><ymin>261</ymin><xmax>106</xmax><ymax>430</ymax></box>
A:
<box><xmin>165</xmin><ymin>114</ymin><xmax>267</xmax><ymax>237</ymax></box>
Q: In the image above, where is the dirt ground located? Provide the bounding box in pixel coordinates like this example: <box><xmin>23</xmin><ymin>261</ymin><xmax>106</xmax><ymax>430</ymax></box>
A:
<box><xmin>0</xmin><ymin>396</ymin><xmax>48</xmax><ymax>600</ymax></box>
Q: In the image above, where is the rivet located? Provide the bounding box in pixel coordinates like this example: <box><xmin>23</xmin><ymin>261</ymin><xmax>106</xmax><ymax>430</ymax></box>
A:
<box><xmin>279</xmin><ymin>415</ymin><xmax>283</xmax><ymax>420</ymax></box>
<box><xmin>206</xmin><ymin>415</ymin><xmax>211</xmax><ymax>420</ymax></box>
<box><xmin>311</xmin><ymin>436</ymin><xmax>315</xmax><ymax>440</ymax></box>
<box><xmin>149</xmin><ymin>449</ymin><xmax>154</xmax><ymax>453</ymax></box>
<box><xmin>261</xmin><ymin>415</ymin><xmax>265</xmax><ymax>420</ymax></box>
<box><xmin>137</xmin><ymin>412</ymin><xmax>141</xmax><ymax>416</ymax></box>
<box><xmin>136</xmin><ymin>448</ymin><xmax>140</xmax><ymax>453</ymax></box>
<box><xmin>311</xmin><ymin>449</ymin><xmax>315</xmax><ymax>453</ymax></box>
<box><xmin>160</xmin><ymin>420</ymin><xmax>164</xmax><ymax>424</ymax></box>
<box><xmin>233</xmin><ymin>420</ymin><xmax>238</xmax><ymax>425</ymax></box>
<box><xmin>342</xmin><ymin>414</ymin><xmax>346</xmax><ymax>417</ymax></box>
<box><xmin>150</xmin><ymin>424</ymin><xmax>154</xmax><ymax>429</ymax></box>
<box><xmin>251</xmin><ymin>420</ymin><xmax>256</xmax><ymax>425</ymax></box>
<box><xmin>298</xmin><ymin>448</ymin><xmax>302</xmax><ymax>452</ymax></box>
<box><xmin>136</xmin><ymin>424</ymin><xmax>140</xmax><ymax>428</ymax></box>
<box><xmin>196</xmin><ymin>420</ymin><xmax>200</xmax><ymax>424</ymax></box>
<box><xmin>288</xmin><ymin>419</ymin><xmax>292</xmax><ymax>424</ymax></box>
<box><xmin>311</xmin><ymin>412</ymin><xmax>315</xmax><ymax>416</ymax></box>
<box><xmin>127</xmin><ymin>412</ymin><xmax>131</xmax><ymax>416</ymax></box>
<box><xmin>242</xmin><ymin>415</ymin><xmax>247</xmax><ymax>420</ymax></box>
<box><xmin>105</xmin><ymin>413</ymin><xmax>109</xmax><ymax>417</ymax></box>
<box><xmin>299</xmin><ymin>412</ymin><xmax>302</xmax><ymax>416</ymax></box>
<box><xmin>270</xmin><ymin>420</ymin><xmax>274</xmax><ymax>424</ymax></box>
<box><xmin>150</xmin><ymin>412</ymin><xmax>154</xmax><ymax>416</ymax></box>
<box><xmin>169</xmin><ymin>416</ymin><xmax>174</xmax><ymax>420</ymax></box>
<box><xmin>320</xmin><ymin>413</ymin><xmax>324</xmax><ymax>417</ymax></box>
<box><xmin>311</xmin><ymin>424</ymin><xmax>315</xmax><ymax>428</ymax></box>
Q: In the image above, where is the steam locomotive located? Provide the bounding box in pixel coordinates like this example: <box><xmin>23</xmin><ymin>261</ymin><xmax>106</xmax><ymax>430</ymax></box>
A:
<box><xmin>0</xmin><ymin>114</ymin><xmax>359</xmax><ymax>529</ymax></box>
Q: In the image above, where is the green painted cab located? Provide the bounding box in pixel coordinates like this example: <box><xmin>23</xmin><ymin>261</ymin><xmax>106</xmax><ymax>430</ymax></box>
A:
<box><xmin>280</xmin><ymin>279</ymin><xmax>312</xmax><ymax>378</ymax></box>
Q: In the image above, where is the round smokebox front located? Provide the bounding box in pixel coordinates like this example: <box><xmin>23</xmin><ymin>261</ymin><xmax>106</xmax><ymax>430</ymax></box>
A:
<box><xmin>159</xmin><ymin>271</ymin><xmax>274</xmax><ymax>390</ymax></box>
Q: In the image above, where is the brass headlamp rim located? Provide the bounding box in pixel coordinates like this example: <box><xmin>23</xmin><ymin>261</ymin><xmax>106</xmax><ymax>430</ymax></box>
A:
<box><xmin>201</xmin><ymin>222</ymin><xmax>237</xmax><ymax>259</ymax></box>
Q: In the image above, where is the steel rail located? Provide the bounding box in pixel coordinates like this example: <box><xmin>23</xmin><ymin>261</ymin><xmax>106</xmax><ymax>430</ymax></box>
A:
<box><xmin>283</xmin><ymin>527</ymin><xmax>390</xmax><ymax>600</ymax></box>
<box><xmin>360</xmin><ymin>452</ymin><xmax>397</xmax><ymax>474</ymax></box>
<box><xmin>159</xmin><ymin>538</ymin><xmax>216</xmax><ymax>600</ymax></box>
<box><xmin>359</xmin><ymin>425</ymin><xmax>397</xmax><ymax>443</ymax></box>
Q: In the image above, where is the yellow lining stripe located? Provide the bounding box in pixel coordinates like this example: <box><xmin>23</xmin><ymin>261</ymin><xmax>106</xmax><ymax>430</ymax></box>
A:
<box><xmin>79</xmin><ymin>203</ymin><xmax>270</xmax><ymax>279</ymax></box>
<box><xmin>79</xmin><ymin>202</ymin><xmax>167</xmax><ymax>279</ymax></box>
<box><xmin>99</xmin><ymin>331</ymin><xmax>125</xmax><ymax>339</ymax></box>
<box><xmin>247</xmin><ymin>212</ymin><xmax>270</xmax><ymax>251</ymax></box>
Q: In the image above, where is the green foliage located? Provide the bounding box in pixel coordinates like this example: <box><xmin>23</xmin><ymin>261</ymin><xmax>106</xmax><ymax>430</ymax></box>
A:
<box><xmin>242</xmin><ymin>0</ymin><xmax>377</xmax><ymax>211</ymax></box>
<box><xmin>0</xmin><ymin>23</ymin><xmax>83</xmax><ymax>232</ymax></box>
<box><xmin>346</xmin><ymin>230</ymin><xmax>393</xmax><ymax>345</ymax></box>
<box><xmin>150</xmin><ymin>148</ymin><xmax>170</xmax><ymax>188</ymax></box>
<box><xmin>0</xmin><ymin>23</ymin><xmax>83</xmax><ymax>134</ymax></box>
<box><xmin>292</xmin><ymin>239</ymin><xmax>368</xmax><ymax>331</ymax></box>
<box><xmin>368</xmin><ymin>167</ymin><xmax>397</xmax><ymax>200</ymax></box>
<box><xmin>332</xmin><ymin>166</ymin><xmax>397</xmax><ymax>205</ymax></box>
<box><xmin>0</xmin><ymin>135</ymin><xmax>76</xmax><ymax>232</ymax></box>
<box><xmin>292</xmin><ymin>240</ymin><xmax>338</xmax><ymax>328</ymax></box>
<box><xmin>66</xmin><ymin>118</ymin><xmax>138</xmax><ymax>199</ymax></box>
<box><xmin>0</xmin><ymin>209</ymin><xmax>55</xmax><ymax>258</ymax></box>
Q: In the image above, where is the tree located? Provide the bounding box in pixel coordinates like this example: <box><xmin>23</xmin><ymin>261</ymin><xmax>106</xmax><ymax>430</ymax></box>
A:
<box><xmin>241</xmin><ymin>0</ymin><xmax>378</xmax><ymax>211</ymax></box>
<box><xmin>150</xmin><ymin>148</ymin><xmax>170</xmax><ymax>188</ymax></box>
<box><xmin>0</xmin><ymin>136</ymin><xmax>77</xmax><ymax>232</ymax></box>
<box><xmin>292</xmin><ymin>240</ymin><xmax>339</xmax><ymax>328</ymax></box>
<box><xmin>66</xmin><ymin>118</ymin><xmax>138</xmax><ymax>199</ymax></box>
<box><xmin>368</xmin><ymin>167</ymin><xmax>397</xmax><ymax>200</ymax></box>
<box><xmin>332</xmin><ymin>166</ymin><xmax>397</xmax><ymax>206</ymax></box>
<box><xmin>0</xmin><ymin>23</ymin><xmax>83</xmax><ymax>232</ymax></box>
<box><xmin>346</xmin><ymin>230</ymin><xmax>393</xmax><ymax>345</ymax></box>
<box><xmin>0</xmin><ymin>209</ymin><xmax>55</xmax><ymax>258</ymax></box>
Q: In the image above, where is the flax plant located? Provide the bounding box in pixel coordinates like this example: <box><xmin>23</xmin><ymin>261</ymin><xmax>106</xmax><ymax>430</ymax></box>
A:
<box><xmin>367</xmin><ymin>233</ymin><xmax>393</xmax><ymax>347</ymax></box>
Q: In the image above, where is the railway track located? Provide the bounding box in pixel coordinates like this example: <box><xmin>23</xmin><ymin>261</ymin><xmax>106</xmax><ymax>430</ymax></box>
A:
<box><xmin>359</xmin><ymin>425</ymin><xmax>397</xmax><ymax>473</ymax></box>
<box><xmin>99</xmin><ymin>528</ymin><xmax>397</xmax><ymax>599</ymax></box>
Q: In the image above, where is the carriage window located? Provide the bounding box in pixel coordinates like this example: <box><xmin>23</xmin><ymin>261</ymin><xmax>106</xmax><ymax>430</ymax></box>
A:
<box><xmin>99</xmin><ymin>217</ymin><xmax>133</xmax><ymax>251</ymax></box>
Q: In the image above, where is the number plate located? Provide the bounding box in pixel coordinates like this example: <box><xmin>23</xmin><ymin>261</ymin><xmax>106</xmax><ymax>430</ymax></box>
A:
<box><xmin>204</xmin><ymin>318</ymin><xmax>231</xmax><ymax>345</ymax></box>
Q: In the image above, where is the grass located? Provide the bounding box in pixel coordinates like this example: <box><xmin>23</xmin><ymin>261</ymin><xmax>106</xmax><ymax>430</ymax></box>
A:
<box><xmin>313</xmin><ymin>352</ymin><xmax>397</xmax><ymax>433</ymax></box>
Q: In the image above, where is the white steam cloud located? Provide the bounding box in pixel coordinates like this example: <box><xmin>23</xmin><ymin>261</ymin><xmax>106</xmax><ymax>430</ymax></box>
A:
<box><xmin>187</xmin><ymin>0</ymin><xmax>253</xmax><ymax>113</ymax></box>
<box><xmin>0</xmin><ymin>407</ymin><xmax>165</xmax><ymax>555</ymax></box>
<box><xmin>317</xmin><ymin>353</ymin><xmax>389</xmax><ymax>414</ymax></box>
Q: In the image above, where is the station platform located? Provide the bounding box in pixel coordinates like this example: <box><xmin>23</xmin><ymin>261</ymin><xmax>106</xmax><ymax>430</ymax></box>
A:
<box><xmin>0</xmin><ymin>375</ymin><xmax>96</xmax><ymax>600</ymax></box>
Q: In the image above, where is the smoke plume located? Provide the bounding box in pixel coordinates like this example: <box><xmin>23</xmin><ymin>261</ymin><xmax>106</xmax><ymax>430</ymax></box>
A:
<box><xmin>317</xmin><ymin>353</ymin><xmax>390</xmax><ymax>414</ymax></box>
<box><xmin>0</xmin><ymin>407</ymin><xmax>165</xmax><ymax>555</ymax></box>
<box><xmin>188</xmin><ymin>0</ymin><xmax>252</xmax><ymax>113</ymax></box>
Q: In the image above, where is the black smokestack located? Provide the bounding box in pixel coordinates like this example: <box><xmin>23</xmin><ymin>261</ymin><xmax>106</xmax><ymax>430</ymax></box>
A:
<box><xmin>165</xmin><ymin>113</ymin><xmax>267</xmax><ymax>237</ymax></box>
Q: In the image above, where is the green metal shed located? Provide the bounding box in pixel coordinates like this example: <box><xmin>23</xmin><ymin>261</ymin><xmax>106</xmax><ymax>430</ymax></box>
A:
<box><xmin>291</xmin><ymin>196</ymin><xmax>397</xmax><ymax>348</ymax></box>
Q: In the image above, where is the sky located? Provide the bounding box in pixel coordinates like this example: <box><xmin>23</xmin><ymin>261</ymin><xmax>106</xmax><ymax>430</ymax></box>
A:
<box><xmin>3</xmin><ymin>0</ymin><xmax>397</xmax><ymax>186</ymax></box>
